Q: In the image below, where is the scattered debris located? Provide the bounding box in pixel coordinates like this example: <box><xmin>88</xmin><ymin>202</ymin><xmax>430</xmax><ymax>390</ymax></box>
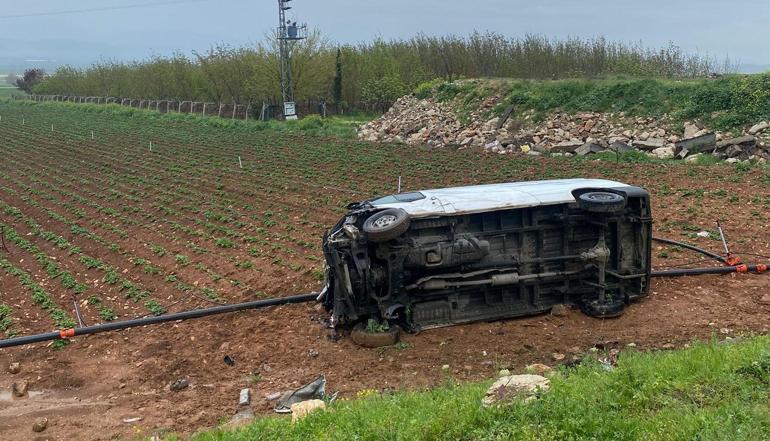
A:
<box><xmin>482</xmin><ymin>374</ymin><xmax>550</xmax><ymax>407</ymax></box>
<box><xmin>8</xmin><ymin>362</ymin><xmax>20</xmax><ymax>374</ymax></box>
<box><xmin>308</xmin><ymin>349</ymin><xmax>319</xmax><ymax>358</ymax></box>
<box><xmin>265</xmin><ymin>392</ymin><xmax>282</xmax><ymax>401</ymax></box>
<box><xmin>696</xmin><ymin>231</ymin><xmax>710</xmax><ymax>238</ymax></box>
<box><xmin>169</xmin><ymin>378</ymin><xmax>189</xmax><ymax>392</ymax></box>
<box><xmin>239</xmin><ymin>388</ymin><xmax>251</xmax><ymax>406</ymax></box>
<box><xmin>11</xmin><ymin>380</ymin><xmax>29</xmax><ymax>397</ymax></box>
<box><xmin>552</xmin><ymin>353</ymin><xmax>566</xmax><ymax>361</ymax></box>
<box><xmin>32</xmin><ymin>417</ymin><xmax>48</xmax><ymax>433</ymax></box>
<box><xmin>223</xmin><ymin>355</ymin><xmax>235</xmax><ymax>367</ymax></box>
<box><xmin>225</xmin><ymin>388</ymin><xmax>255</xmax><ymax>428</ymax></box>
<box><xmin>291</xmin><ymin>399</ymin><xmax>326</xmax><ymax>423</ymax></box>
<box><xmin>275</xmin><ymin>376</ymin><xmax>327</xmax><ymax>413</ymax></box>
<box><xmin>122</xmin><ymin>417</ymin><xmax>143</xmax><ymax>424</ymax></box>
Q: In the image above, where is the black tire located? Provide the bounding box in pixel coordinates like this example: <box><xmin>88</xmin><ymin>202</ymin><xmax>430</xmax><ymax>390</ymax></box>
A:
<box><xmin>363</xmin><ymin>208</ymin><xmax>410</xmax><ymax>242</ymax></box>
<box><xmin>577</xmin><ymin>191</ymin><xmax>626</xmax><ymax>213</ymax></box>
<box><xmin>350</xmin><ymin>322</ymin><xmax>400</xmax><ymax>348</ymax></box>
<box><xmin>579</xmin><ymin>297</ymin><xmax>625</xmax><ymax>319</ymax></box>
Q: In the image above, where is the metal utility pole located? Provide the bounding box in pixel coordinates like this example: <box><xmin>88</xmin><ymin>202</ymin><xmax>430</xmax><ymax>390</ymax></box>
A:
<box><xmin>277</xmin><ymin>0</ymin><xmax>306</xmax><ymax>120</ymax></box>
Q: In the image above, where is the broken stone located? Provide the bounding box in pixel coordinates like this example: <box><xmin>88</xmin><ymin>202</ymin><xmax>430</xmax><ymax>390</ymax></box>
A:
<box><xmin>716</xmin><ymin>135</ymin><xmax>756</xmax><ymax>150</ymax></box>
<box><xmin>239</xmin><ymin>388</ymin><xmax>251</xmax><ymax>406</ymax></box>
<box><xmin>498</xmin><ymin>369</ymin><xmax>511</xmax><ymax>377</ymax></box>
<box><xmin>481</xmin><ymin>374</ymin><xmax>550</xmax><ymax>407</ymax></box>
<box><xmin>8</xmin><ymin>362</ymin><xmax>20</xmax><ymax>374</ymax></box>
<box><xmin>550</xmin><ymin>304</ymin><xmax>568</xmax><ymax>317</ymax></box>
<box><xmin>684</xmin><ymin>153</ymin><xmax>704</xmax><ymax>163</ymax></box>
<box><xmin>575</xmin><ymin>142</ymin><xmax>605</xmax><ymax>156</ymax></box>
<box><xmin>725</xmin><ymin>145</ymin><xmax>744</xmax><ymax>158</ymax></box>
<box><xmin>497</xmin><ymin>105</ymin><xmax>515</xmax><ymax>129</ymax></box>
<box><xmin>747</xmin><ymin>121</ymin><xmax>769</xmax><ymax>135</ymax></box>
<box><xmin>552</xmin><ymin>353</ymin><xmax>566</xmax><ymax>361</ymax></box>
<box><xmin>550</xmin><ymin>140</ymin><xmax>583</xmax><ymax>153</ymax></box>
<box><xmin>12</xmin><ymin>380</ymin><xmax>29</xmax><ymax>397</ymax></box>
<box><xmin>725</xmin><ymin>157</ymin><xmax>741</xmax><ymax>164</ymax></box>
<box><xmin>169</xmin><ymin>378</ymin><xmax>189</xmax><ymax>392</ymax></box>
<box><xmin>525</xmin><ymin>364</ymin><xmax>553</xmax><ymax>375</ymax></box>
<box><xmin>32</xmin><ymin>418</ymin><xmax>48</xmax><ymax>433</ymax></box>
<box><xmin>632</xmin><ymin>138</ymin><xmax>665</xmax><ymax>150</ymax></box>
<box><xmin>291</xmin><ymin>399</ymin><xmax>326</xmax><ymax>423</ymax></box>
<box><xmin>308</xmin><ymin>349</ymin><xmax>319</xmax><ymax>358</ymax></box>
<box><xmin>265</xmin><ymin>392</ymin><xmax>282</xmax><ymax>401</ymax></box>
<box><xmin>226</xmin><ymin>408</ymin><xmax>255</xmax><ymax>428</ymax></box>
<box><xmin>675</xmin><ymin>132</ymin><xmax>716</xmax><ymax>155</ymax></box>
<box><xmin>651</xmin><ymin>146</ymin><xmax>675</xmax><ymax>160</ymax></box>
<box><xmin>683</xmin><ymin>122</ymin><xmax>700</xmax><ymax>139</ymax></box>
<box><xmin>609</xmin><ymin>141</ymin><xmax>633</xmax><ymax>153</ymax></box>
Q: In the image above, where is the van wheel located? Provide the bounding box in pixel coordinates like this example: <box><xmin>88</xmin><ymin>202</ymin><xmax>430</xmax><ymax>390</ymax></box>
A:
<box><xmin>363</xmin><ymin>208</ymin><xmax>410</xmax><ymax>242</ymax></box>
<box><xmin>580</xmin><ymin>297</ymin><xmax>625</xmax><ymax>318</ymax></box>
<box><xmin>577</xmin><ymin>191</ymin><xmax>626</xmax><ymax>213</ymax></box>
<box><xmin>350</xmin><ymin>322</ymin><xmax>400</xmax><ymax>348</ymax></box>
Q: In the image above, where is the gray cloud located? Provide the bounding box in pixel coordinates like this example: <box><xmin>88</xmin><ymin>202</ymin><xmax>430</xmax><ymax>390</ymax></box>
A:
<box><xmin>0</xmin><ymin>0</ymin><xmax>767</xmax><ymax>72</ymax></box>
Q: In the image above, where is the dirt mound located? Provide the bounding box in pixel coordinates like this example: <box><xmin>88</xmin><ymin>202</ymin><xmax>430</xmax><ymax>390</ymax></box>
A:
<box><xmin>358</xmin><ymin>93</ymin><xmax>770</xmax><ymax>162</ymax></box>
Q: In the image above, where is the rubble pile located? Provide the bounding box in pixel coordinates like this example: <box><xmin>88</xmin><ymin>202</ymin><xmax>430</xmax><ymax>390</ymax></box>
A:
<box><xmin>357</xmin><ymin>95</ymin><xmax>770</xmax><ymax>162</ymax></box>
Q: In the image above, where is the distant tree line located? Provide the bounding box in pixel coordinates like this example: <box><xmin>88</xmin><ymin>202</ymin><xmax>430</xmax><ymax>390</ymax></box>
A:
<box><xmin>32</xmin><ymin>32</ymin><xmax>727</xmax><ymax>112</ymax></box>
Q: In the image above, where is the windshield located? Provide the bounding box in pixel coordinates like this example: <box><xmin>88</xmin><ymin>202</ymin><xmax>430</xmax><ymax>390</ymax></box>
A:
<box><xmin>370</xmin><ymin>192</ymin><xmax>426</xmax><ymax>205</ymax></box>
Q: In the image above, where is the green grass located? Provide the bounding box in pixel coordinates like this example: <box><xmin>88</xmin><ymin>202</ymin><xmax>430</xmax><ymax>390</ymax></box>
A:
<box><xmin>6</xmin><ymin>99</ymin><xmax>368</xmax><ymax>138</ymax></box>
<box><xmin>0</xmin><ymin>86</ymin><xmax>25</xmax><ymax>98</ymax></box>
<box><xmin>179</xmin><ymin>335</ymin><xmax>770</xmax><ymax>441</ymax></box>
<box><xmin>429</xmin><ymin>74</ymin><xmax>770</xmax><ymax>132</ymax></box>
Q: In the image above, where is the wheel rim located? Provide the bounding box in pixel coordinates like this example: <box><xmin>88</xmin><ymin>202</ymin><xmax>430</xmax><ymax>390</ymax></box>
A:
<box><xmin>587</xmin><ymin>192</ymin><xmax>618</xmax><ymax>202</ymax></box>
<box><xmin>372</xmin><ymin>214</ymin><xmax>397</xmax><ymax>229</ymax></box>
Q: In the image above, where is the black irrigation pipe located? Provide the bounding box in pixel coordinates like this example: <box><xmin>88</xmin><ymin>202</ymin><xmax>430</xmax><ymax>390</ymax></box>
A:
<box><xmin>0</xmin><ymin>292</ymin><xmax>318</xmax><ymax>349</ymax></box>
<box><xmin>1</xmin><ymin>238</ymin><xmax>767</xmax><ymax>350</ymax></box>
<box><xmin>652</xmin><ymin>236</ymin><xmax>727</xmax><ymax>263</ymax></box>
<box><xmin>651</xmin><ymin>263</ymin><xmax>768</xmax><ymax>278</ymax></box>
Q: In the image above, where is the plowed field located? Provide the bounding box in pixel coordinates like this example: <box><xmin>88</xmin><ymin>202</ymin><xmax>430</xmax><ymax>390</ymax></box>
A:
<box><xmin>1</xmin><ymin>102</ymin><xmax>769</xmax><ymax>440</ymax></box>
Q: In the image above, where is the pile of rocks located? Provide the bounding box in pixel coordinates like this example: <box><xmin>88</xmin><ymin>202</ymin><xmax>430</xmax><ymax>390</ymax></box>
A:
<box><xmin>357</xmin><ymin>95</ymin><xmax>462</xmax><ymax>147</ymax></box>
<box><xmin>357</xmin><ymin>95</ymin><xmax>770</xmax><ymax>162</ymax></box>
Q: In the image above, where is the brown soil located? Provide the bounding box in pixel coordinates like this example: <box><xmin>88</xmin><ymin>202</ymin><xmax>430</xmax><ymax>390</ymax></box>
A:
<box><xmin>1</xmin><ymin>110</ymin><xmax>770</xmax><ymax>440</ymax></box>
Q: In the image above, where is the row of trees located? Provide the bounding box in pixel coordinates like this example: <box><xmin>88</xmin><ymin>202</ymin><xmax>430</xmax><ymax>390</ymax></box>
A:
<box><xmin>33</xmin><ymin>32</ymin><xmax>727</xmax><ymax>111</ymax></box>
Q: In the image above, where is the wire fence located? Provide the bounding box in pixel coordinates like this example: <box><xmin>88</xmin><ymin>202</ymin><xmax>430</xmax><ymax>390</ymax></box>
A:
<box><xmin>15</xmin><ymin>95</ymin><xmax>339</xmax><ymax>121</ymax></box>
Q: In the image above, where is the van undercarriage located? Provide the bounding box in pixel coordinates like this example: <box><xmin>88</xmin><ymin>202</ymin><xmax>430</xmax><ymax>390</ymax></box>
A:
<box><xmin>321</xmin><ymin>184</ymin><xmax>652</xmax><ymax>330</ymax></box>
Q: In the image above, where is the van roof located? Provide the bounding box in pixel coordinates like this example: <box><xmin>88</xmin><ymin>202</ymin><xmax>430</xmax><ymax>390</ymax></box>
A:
<box><xmin>369</xmin><ymin>178</ymin><xmax>629</xmax><ymax>217</ymax></box>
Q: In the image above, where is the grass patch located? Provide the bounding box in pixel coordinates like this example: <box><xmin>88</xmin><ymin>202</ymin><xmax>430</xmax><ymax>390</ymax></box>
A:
<box><xmin>0</xmin><ymin>86</ymin><xmax>25</xmax><ymax>99</ymax></box>
<box><xmin>180</xmin><ymin>335</ymin><xmax>770</xmax><ymax>441</ymax></box>
<box><xmin>7</xmin><ymin>100</ymin><xmax>369</xmax><ymax>138</ymax></box>
<box><xmin>434</xmin><ymin>75</ymin><xmax>770</xmax><ymax>132</ymax></box>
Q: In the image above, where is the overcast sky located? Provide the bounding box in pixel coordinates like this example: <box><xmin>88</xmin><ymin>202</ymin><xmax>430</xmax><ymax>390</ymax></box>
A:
<box><xmin>1</xmin><ymin>0</ymin><xmax>769</xmax><ymax>72</ymax></box>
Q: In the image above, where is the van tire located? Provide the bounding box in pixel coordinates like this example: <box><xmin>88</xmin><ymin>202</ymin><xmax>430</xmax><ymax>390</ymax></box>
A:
<box><xmin>363</xmin><ymin>208</ymin><xmax>410</xmax><ymax>242</ymax></box>
<box><xmin>577</xmin><ymin>191</ymin><xmax>626</xmax><ymax>213</ymax></box>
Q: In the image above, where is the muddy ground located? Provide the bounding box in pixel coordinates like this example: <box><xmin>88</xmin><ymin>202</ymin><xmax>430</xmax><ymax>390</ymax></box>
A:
<box><xmin>2</xmin><ymin>273</ymin><xmax>769</xmax><ymax>441</ymax></box>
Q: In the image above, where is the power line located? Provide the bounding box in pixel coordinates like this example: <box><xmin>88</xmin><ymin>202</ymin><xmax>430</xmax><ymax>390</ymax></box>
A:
<box><xmin>0</xmin><ymin>0</ymin><xmax>212</xmax><ymax>19</ymax></box>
